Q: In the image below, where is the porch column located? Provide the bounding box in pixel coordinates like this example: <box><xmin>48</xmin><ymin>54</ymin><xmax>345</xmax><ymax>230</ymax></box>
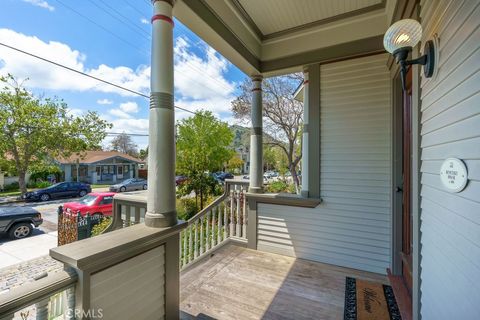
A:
<box><xmin>145</xmin><ymin>0</ymin><xmax>177</xmax><ymax>228</ymax></box>
<box><xmin>301</xmin><ymin>70</ymin><xmax>309</xmax><ymax>197</ymax></box>
<box><xmin>249</xmin><ymin>75</ymin><xmax>263</xmax><ymax>193</ymax></box>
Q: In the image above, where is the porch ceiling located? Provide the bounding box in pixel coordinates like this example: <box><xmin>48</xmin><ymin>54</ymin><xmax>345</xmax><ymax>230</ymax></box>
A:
<box><xmin>174</xmin><ymin>0</ymin><xmax>397</xmax><ymax>76</ymax></box>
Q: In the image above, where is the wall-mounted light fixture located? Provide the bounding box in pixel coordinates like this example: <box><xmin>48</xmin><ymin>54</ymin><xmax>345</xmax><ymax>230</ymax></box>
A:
<box><xmin>383</xmin><ymin>19</ymin><xmax>435</xmax><ymax>90</ymax></box>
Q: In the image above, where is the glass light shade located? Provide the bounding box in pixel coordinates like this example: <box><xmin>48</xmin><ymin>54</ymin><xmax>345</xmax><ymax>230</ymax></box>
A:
<box><xmin>383</xmin><ymin>19</ymin><xmax>422</xmax><ymax>53</ymax></box>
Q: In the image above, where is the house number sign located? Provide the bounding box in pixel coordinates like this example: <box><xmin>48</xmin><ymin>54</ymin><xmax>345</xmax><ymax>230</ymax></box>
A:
<box><xmin>439</xmin><ymin>158</ymin><xmax>468</xmax><ymax>193</ymax></box>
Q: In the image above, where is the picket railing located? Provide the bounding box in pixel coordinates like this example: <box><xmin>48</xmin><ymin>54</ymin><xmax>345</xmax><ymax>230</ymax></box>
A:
<box><xmin>180</xmin><ymin>180</ymin><xmax>249</xmax><ymax>269</ymax></box>
<box><xmin>0</xmin><ymin>269</ymin><xmax>76</xmax><ymax>320</ymax></box>
<box><xmin>104</xmin><ymin>180</ymin><xmax>250</xmax><ymax>268</ymax></box>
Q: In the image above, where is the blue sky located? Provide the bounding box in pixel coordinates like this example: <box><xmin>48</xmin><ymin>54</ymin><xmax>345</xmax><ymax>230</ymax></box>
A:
<box><xmin>0</xmin><ymin>0</ymin><xmax>247</xmax><ymax>148</ymax></box>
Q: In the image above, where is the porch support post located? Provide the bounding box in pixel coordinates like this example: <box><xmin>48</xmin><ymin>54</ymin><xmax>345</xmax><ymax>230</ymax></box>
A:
<box><xmin>145</xmin><ymin>0</ymin><xmax>177</xmax><ymax>228</ymax></box>
<box><xmin>301</xmin><ymin>69</ymin><xmax>309</xmax><ymax>198</ymax></box>
<box><xmin>248</xmin><ymin>75</ymin><xmax>264</xmax><ymax>193</ymax></box>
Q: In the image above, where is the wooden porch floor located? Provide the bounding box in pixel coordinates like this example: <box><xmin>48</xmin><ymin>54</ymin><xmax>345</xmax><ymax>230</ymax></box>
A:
<box><xmin>180</xmin><ymin>243</ymin><xmax>387</xmax><ymax>320</ymax></box>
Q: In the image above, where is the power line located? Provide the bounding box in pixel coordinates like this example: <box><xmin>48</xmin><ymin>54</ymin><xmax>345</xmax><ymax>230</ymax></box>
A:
<box><xmin>99</xmin><ymin>0</ymin><xmax>151</xmax><ymax>37</ymax></box>
<box><xmin>0</xmin><ymin>42</ymin><xmax>198</xmax><ymax>115</ymax></box>
<box><xmin>86</xmin><ymin>0</ymin><xmax>150</xmax><ymax>41</ymax></box>
<box><xmin>53</xmin><ymin>0</ymin><xmax>148</xmax><ymax>56</ymax></box>
<box><xmin>106</xmin><ymin>132</ymin><xmax>148</xmax><ymax>137</ymax></box>
<box><xmin>122</xmin><ymin>0</ymin><xmax>149</xmax><ymax>18</ymax></box>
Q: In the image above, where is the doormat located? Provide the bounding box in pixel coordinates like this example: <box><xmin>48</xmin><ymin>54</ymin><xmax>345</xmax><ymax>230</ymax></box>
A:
<box><xmin>344</xmin><ymin>277</ymin><xmax>402</xmax><ymax>320</ymax></box>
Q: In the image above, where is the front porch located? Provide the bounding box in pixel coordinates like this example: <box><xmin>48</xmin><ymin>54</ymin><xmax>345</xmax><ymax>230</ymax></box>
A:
<box><xmin>180</xmin><ymin>243</ymin><xmax>386</xmax><ymax>320</ymax></box>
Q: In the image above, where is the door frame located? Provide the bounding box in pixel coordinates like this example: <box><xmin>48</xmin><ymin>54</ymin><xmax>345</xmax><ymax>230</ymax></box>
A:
<box><xmin>391</xmin><ymin>57</ymin><xmax>422</xmax><ymax>319</ymax></box>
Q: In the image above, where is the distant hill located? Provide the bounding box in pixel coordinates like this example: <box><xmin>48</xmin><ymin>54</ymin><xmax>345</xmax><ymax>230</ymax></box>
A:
<box><xmin>230</xmin><ymin>125</ymin><xmax>250</xmax><ymax>149</ymax></box>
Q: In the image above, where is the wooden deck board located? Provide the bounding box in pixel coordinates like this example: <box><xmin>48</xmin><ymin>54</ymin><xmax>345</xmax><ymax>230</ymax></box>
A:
<box><xmin>180</xmin><ymin>243</ymin><xmax>387</xmax><ymax>320</ymax></box>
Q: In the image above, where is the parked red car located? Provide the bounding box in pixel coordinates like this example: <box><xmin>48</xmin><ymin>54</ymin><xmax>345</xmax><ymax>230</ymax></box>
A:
<box><xmin>63</xmin><ymin>192</ymin><xmax>115</xmax><ymax>218</ymax></box>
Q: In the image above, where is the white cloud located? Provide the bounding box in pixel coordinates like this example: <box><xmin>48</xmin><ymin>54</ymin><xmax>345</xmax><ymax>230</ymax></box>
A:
<box><xmin>109</xmin><ymin>109</ymin><xmax>132</xmax><ymax>119</ymax></box>
<box><xmin>119</xmin><ymin>101</ymin><xmax>139</xmax><ymax>113</ymax></box>
<box><xmin>140</xmin><ymin>18</ymin><xmax>149</xmax><ymax>25</ymax></box>
<box><xmin>108</xmin><ymin>101</ymin><xmax>140</xmax><ymax>119</ymax></box>
<box><xmin>97</xmin><ymin>98</ymin><xmax>113</xmax><ymax>105</ymax></box>
<box><xmin>0</xmin><ymin>28</ymin><xmax>149</xmax><ymax>96</ymax></box>
<box><xmin>67</xmin><ymin>108</ymin><xmax>83</xmax><ymax>117</ymax></box>
<box><xmin>22</xmin><ymin>0</ymin><xmax>54</xmax><ymax>11</ymax></box>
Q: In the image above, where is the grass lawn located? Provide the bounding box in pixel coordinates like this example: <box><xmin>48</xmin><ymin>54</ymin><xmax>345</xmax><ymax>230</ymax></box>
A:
<box><xmin>91</xmin><ymin>184</ymin><xmax>112</xmax><ymax>189</ymax></box>
<box><xmin>0</xmin><ymin>190</ymin><xmax>21</xmax><ymax>197</ymax></box>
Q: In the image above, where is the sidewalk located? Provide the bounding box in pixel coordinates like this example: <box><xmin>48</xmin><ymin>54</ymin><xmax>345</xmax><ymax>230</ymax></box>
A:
<box><xmin>0</xmin><ymin>230</ymin><xmax>58</xmax><ymax>269</ymax></box>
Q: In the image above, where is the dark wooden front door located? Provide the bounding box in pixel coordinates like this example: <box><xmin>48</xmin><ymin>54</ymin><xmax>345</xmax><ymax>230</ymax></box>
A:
<box><xmin>401</xmin><ymin>68</ymin><xmax>413</xmax><ymax>294</ymax></box>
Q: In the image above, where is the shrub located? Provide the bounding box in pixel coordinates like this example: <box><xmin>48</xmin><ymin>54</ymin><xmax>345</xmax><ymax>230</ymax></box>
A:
<box><xmin>178</xmin><ymin>197</ymin><xmax>199</xmax><ymax>221</ymax></box>
<box><xmin>4</xmin><ymin>182</ymin><xmax>19</xmax><ymax>191</ymax></box>
<box><xmin>27</xmin><ymin>181</ymin><xmax>52</xmax><ymax>189</ymax></box>
<box><xmin>91</xmin><ymin>217</ymin><xmax>112</xmax><ymax>236</ymax></box>
<box><xmin>265</xmin><ymin>180</ymin><xmax>296</xmax><ymax>193</ymax></box>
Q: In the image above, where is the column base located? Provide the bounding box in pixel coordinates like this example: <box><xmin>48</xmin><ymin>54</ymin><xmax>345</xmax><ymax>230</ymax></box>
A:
<box><xmin>300</xmin><ymin>190</ymin><xmax>309</xmax><ymax>198</ymax></box>
<box><xmin>248</xmin><ymin>186</ymin><xmax>264</xmax><ymax>194</ymax></box>
<box><xmin>145</xmin><ymin>211</ymin><xmax>178</xmax><ymax>228</ymax></box>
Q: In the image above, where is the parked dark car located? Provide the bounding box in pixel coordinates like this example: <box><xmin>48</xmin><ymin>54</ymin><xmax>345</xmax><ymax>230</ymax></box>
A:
<box><xmin>0</xmin><ymin>207</ymin><xmax>43</xmax><ymax>240</ymax></box>
<box><xmin>23</xmin><ymin>182</ymin><xmax>92</xmax><ymax>202</ymax></box>
<box><xmin>175</xmin><ymin>175</ymin><xmax>188</xmax><ymax>186</ymax></box>
<box><xmin>212</xmin><ymin>172</ymin><xmax>234</xmax><ymax>184</ymax></box>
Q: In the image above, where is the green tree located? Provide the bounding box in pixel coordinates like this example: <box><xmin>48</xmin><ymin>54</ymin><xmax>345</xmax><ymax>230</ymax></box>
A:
<box><xmin>227</xmin><ymin>154</ymin><xmax>244</xmax><ymax>173</ymax></box>
<box><xmin>138</xmin><ymin>147</ymin><xmax>148</xmax><ymax>161</ymax></box>
<box><xmin>0</xmin><ymin>74</ymin><xmax>112</xmax><ymax>194</ymax></box>
<box><xmin>176</xmin><ymin>110</ymin><xmax>234</xmax><ymax>209</ymax></box>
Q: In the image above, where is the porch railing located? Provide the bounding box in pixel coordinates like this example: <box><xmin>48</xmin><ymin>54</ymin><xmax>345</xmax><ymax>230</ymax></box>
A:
<box><xmin>0</xmin><ymin>269</ymin><xmax>77</xmax><ymax>320</ymax></box>
<box><xmin>180</xmin><ymin>180</ymin><xmax>249</xmax><ymax>269</ymax></box>
<box><xmin>106</xmin><ymin>179</ymin><xmax>249</xmax><ymax>268</ymax></box>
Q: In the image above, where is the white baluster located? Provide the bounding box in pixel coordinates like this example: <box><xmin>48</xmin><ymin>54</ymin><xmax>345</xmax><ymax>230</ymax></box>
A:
<box><xmin>200</xmin><ymin>216</ymin><xmax>204</xmax><ymax>255</ymax></box>
<box><xmin>35</xmin><ymin>297</ymin><xmax>49</xmax><ymax>320</ymax></box>
<box><xmin>182</xmin><ymin>230</ymin><xmax>187</xmax><ymax>266</ymax></box>
<box><xmin>205</xmin><ymin>211</ymin><xmax>210</xmax><ymax>251</ymax></box>
<box><xmin>65</xmin><ymin>286</ymin><xmax>75</xmax><ymax>320</ymax></box>
<box><xmin>194</xmin><ymin>220</ymin><xmax>199</xmax><ymax>259</ymax></box>
<box><xmin>188</xmin><ymin>225</ymin><xmax>193</xmax><ymax>263</ymax></box>
<box><xmin>236</xmin><ymin>190</ymin><xmax>241</xmax><ymax>237</ymax></box>
<box><xmin>223</xmin><ymin>200</ymin><xmax>228</xmax><ymax>241</ymax></box>
<box><xmin>217</xmin><ymin>204</ymin><xmax>221</xmax><ymax>244</ymax></box>
<box><xmin>242</xmin><ymin>189</ymin><xmax>247</xmax><ymax>238</ymax></box>
<box><xmin>230</xmin><ymin>190</ymin><xmax>234</xmax><ymax>236</ymax></box>
<box><xmin>211</xmin><ymin>207</ymin><xmax>216</xmax><ymax>248</ymax></box>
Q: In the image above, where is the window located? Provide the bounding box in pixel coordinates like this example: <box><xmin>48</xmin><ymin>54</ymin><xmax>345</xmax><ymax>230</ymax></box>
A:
<box><xmin>100</xmin><ymin>196</ymin><xmax>113</xmax><ymax>205</ymax></box>
<box><xmin>96</xmin><ymin>167</ymin><xmax>101</xmax><ymax>176</ymax></box>
<box><xmin>118</xmin><ymin>166</ymin><xmax>123</xmax><ymax>175</ymax></box>
<box><xmin>124</xmin><ymin>165</ymin><xmax>129</xmax><ymax>172</ymax></box>
<box><xmin>109</xmin><ymin>166</ymin><xmax>114</xmax><ymax>174</ymax></box>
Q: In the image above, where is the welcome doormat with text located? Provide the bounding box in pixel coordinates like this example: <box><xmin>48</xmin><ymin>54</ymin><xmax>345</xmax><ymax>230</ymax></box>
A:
<box><xmin>344</xmin><ymin>277</ymin><xmax>402</xmax><ymax>320</ymax></box>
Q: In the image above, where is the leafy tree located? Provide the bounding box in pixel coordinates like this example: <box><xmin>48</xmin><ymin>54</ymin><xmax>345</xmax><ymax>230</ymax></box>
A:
<box><xmin>227</xmin><ymin>154</ymin><xmax>244</xmax><ymax>173</ymax></box>
<box><xmin>176</xmin><ymin>110</ymin><xmax>234</xmax><ymax>209</ymax></box>
<box><xmin>0</xmin><ymin>74</ymin><xmax>112</xmax><ymax>193</ymax></box>
<box><xmin>231</xmin><ymin>75</ymin><xmax>303</xmax><ymax>192</ymax></box>
<box><xmin>138</xmin><ymin>147</ymin><xmax>148</xmax><ymax>161</ymax></box>
<box><xmin>110</xmin><ymin>132</ymin><xmax>139</xmax><ymax>157</ymax></box>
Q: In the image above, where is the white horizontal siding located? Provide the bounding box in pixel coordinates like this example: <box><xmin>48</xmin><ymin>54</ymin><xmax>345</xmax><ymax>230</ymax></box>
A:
<box><xmin>90</xmin><ymin>245</ymin><xmax>165</xmax><ymax>320</ymax></box>
<box><xmin>419</xmin><ymin>0</ymin><xmax>480</xmax><ymax>319</ymax></box>
<box><xmin>258</xmin><ymin>54</ymin><xmax>392</xmax><ymax>275</ymax></box>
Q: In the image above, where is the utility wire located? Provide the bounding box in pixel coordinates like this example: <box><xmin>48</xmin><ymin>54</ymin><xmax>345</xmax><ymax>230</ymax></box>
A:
<box><xmin>53</xmin><ymin>0</ymin><xmax>148</xmax><ymax>56</ymax></box>
<box><xmin>99</xmin><ymin>0</ymin><xmax>151</xmax><ymax>37</ymax></box>
<box><xmin>0</xmin><ymin>42</ymin><xmax>198</xmax><ymax>115</ymax></box>
<box><xmin>122</xmin><ymin>0</ymin><xmax>149</xmax><ymax>18</ymax></box>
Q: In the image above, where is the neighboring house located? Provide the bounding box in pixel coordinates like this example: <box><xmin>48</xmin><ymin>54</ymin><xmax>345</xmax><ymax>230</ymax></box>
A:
<box><xmin>235</xmin><ymin>146</ymin><xmax>250</xmax><ymax>174</ymax></box>
<box><xmin>56</xmin><ymin>151</ymin><xmax>144</xmax><ymax>184</ymax></box>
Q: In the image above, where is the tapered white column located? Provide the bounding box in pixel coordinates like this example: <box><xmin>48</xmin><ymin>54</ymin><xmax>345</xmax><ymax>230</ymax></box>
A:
<box><xmin>301</xmin><ymin>70</ymin><xmax>309</xmax><ymax>197</ymax></box>
<box><xmin>249</xmin><ymin>75</ymin><xmax>264</xmax><ymax>193</ymax></box>
<box><xmin>145</xmin><ymin>0</ymin><xmax>177</xmax><ymax>227</ymax></box>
